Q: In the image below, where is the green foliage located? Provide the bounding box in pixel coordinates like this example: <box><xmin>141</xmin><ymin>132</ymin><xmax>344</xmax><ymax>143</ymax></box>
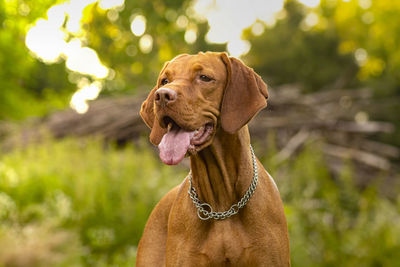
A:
<box><xmin>76</xmin><ymin>0</ymin><xmax>222</xmax><ymax>95</ymax></box>
<box><xmin>0</xmin><ymin>138</ymin><xmax>399</xmax><ymax>265</ymax></box>
<box><xmin>243</xmin><ymin>0</ymin><xmax>400</xmax><ymax>145</ymax></box>
<box><xmin>0</xmin><ymin>137</ymin><xmax>185</xmax><ymax>265</ymax></box>
<box><xmin>323</xmin><ymin>0</ymin><xmax>400</xmax><ymax>95</ymax></box>
<box><xmin>263</xmin><ymin>144</ymin><xmax>400</xmax><ymax>266</ymax></box>
<box><xmin>2</xmin><ymin>0</ymin><xmax>400</xmax><ymax>134</ymax></box>
<box><xmin>0</xmin><ymin>0</ymin><xmax>73</xmax><ymax>120</ymax></box>
<box><xmin>244</xmin><ymin>0</ymin><xmax>400</xmax><ymax>97</ymax></box>
<box><xmin>0</xmin><ymin>0</ymin><xmax>222</xmax><ymax>119</ymax></box>
<box><xmin>244</xmin><ymin>0</ymin><xmax>358</xmax><ymax>91</ymax></box>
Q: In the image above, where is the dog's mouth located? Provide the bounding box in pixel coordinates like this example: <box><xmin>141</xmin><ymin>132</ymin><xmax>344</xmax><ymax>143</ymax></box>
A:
<box><xmin>158</xmin><ymin>116</ymin><xmax>214</xmax><ymax>165</ymax></box>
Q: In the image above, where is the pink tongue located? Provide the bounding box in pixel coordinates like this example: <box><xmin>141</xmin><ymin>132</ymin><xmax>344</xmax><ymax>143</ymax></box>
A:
<box><xmin>158</xmin><ymin>124</ymin><xmax>194</xmax><ymax>165</ymax></box>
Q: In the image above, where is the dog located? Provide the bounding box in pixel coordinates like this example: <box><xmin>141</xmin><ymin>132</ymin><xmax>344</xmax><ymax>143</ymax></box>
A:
<box><xmin>137</xmin><ymin>52</ymin><xmax>290</xmax><ymax>266</ymax></box>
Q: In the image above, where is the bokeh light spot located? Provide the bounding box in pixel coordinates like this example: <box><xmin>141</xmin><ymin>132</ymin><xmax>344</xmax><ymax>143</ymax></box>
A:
<box><xmin>355</xmin><ymin>48</ymin><xmax>368</xmax><ymax>66</ymax></box>
<box><xmin>139</xmin><ymin>34</ymin><xmax>153</xmax><ymax>54</ymax></box>
<box><xmin>25</xmin><ymin>19</ymin><xmax>67</xmax><ymax>63</ymax></box>
<box><xmin>251</xmin><ymin>22</ymin><xmax>265</xmax><ymax>36</ymax></box>
<box><xmin>184</xmin><ymin>28</ymin><xmax>197</xmax><ymax>44</ymax></box>
<box><xmin>98</xmin><ymin>0</ymin><xmax>125</xmax><ymax>10</ymax></box>
<box><xmin>192</xmin><ymin>0</ymin><xmax>284</xmax><ymax>56</ymax></box>
<box><xmin>70</xmin><ymin>80</ymin><xmax>102</xmax><ymax>114</ymax></box>
<box><xmin>227</xmin><ymin>39</ymin><xmax>251</xmax><ymax>58</ymax></box>
<box><xmin>176</xmin><ymin>15</ymin><xmax>189</xmax><ymax>29</ymax></box>
<box><xmin>64</xmin><ymin>39</ymin><xmax>109</xmax><ymax>78</ymax></box>
<box><xmin>298</xmin><ymin>0</ymin><xmax>320</xmax><ymax>8</ymax></box>
<box><xmin>130</xmin><ymin>15</ymin><xmax>146</xmax><ymax>36</ymax></box>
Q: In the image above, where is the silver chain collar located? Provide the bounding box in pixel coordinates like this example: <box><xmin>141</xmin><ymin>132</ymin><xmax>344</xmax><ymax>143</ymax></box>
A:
<box><xmin>187</xmin><ymin>145</ymin><xmax>259</xmax><ymax>220</ymax></box>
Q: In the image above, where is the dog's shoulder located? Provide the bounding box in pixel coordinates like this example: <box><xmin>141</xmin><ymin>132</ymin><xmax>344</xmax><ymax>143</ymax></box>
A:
<box><xmin>154</xmin><ymin>183</ymin><xmax>181</xmax><ymax>216</ymax></box>
<box><xmin>136</xmin><ymin>184</ymin><xmax>181</xmax><ymax>265</ymax></box>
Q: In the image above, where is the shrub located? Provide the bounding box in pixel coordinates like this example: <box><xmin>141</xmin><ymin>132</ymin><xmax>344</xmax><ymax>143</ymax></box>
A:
<box><xmin>0</xmin><ymin>137</ymin><xmax>399</xmax><ymax>266</ymax></box>
<box><xmin>265</xmin><ymin>144</ymin><xmax>400</xmax><ymax>266</ymax></box>
<box><xmin>0</xmin><ymin>137</ymin><xmax>185</xmax><ymax>265</ymax></box>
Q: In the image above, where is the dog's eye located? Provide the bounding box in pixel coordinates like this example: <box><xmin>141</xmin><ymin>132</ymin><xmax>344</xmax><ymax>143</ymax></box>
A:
<box><xmin>199</xmin><ymin>75</ymin><xmax>212</xmax><ymax>82</ymax></box>
<box><xmin>161</xmin><ymin>78</ymin><xmax>169</xmax><ymax>85</ymax></box>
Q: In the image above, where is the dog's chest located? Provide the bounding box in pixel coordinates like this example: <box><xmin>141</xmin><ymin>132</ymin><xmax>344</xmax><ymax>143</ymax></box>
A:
<box><xmin>171</xmin><ymin>220</ymin><xmax>256</xmax><ymax>266</ymax></box>
<box><xmin>202</xmin><ymin>228</ymin><xmax>252</xmax><ymax>265</ymax></box>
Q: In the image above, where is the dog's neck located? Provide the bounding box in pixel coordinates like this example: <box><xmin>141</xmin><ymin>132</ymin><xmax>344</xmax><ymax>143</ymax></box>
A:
<box><xmin>189</xmin><ymin>126</ymin><xmax>254</xmax><ymax>211</ymax></box>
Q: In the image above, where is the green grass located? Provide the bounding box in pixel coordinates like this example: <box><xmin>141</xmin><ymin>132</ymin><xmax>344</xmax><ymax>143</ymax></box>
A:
<box><xmin>0</xmin><ymin>137</ymin><xmax>185</xmax><ymax>266</ymax></box>
<box><xmin>0</xmin><ymin>137</ymin><xmax>399</xmax><ymax>266</ymax></box>
<box><xmin>264</xmin><ymin>144</ymin><xmax>400</xmax><ymax>267</ymax></box>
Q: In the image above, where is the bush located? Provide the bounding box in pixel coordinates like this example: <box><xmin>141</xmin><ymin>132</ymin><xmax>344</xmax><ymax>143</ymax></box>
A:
<box><xmin>264</xmin><ymin>144</ymin><xmax>400</xmax><ymax>267</ymax></box>
<box><xmin>0</xmin><ymin>137</ymin><xmax>185</xmax><ymax>265</ymax></box>
<box><xmin>0</xmin><ymin>137</ymin><xmax>399</xmax><ymax>266</ymax></box>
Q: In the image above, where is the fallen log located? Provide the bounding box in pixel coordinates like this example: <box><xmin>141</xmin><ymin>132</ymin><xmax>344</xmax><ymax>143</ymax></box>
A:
<box><xmin>1</xmin><ymin>86</ymin><xmax>397</xmax><ymax>181</ymax></box>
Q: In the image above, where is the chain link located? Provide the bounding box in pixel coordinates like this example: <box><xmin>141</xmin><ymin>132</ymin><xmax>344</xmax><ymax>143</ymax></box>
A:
<box><xmin>188</xmin><ymin>145</ymin><xmax>258</xmax><ymax>220</ymax></box>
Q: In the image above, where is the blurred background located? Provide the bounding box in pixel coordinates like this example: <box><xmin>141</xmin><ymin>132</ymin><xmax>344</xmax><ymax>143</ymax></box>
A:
<box><xmin>0</xmin><ymin>0</ymin><xmax>399</xmax><ymax>265</ymax></box>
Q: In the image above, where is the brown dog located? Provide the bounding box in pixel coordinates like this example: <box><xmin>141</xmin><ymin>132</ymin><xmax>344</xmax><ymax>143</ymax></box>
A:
<box><xmin>137</xmin><ymin>52</ymin><xmax>290</xmax><ymax>266</ymax></box>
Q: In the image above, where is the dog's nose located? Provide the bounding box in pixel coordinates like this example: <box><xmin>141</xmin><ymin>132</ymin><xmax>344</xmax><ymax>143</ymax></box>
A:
<box><xmin>155</xmin><ymin>88</ymin><xmax>177</xmax><ymax>106</ymax></box>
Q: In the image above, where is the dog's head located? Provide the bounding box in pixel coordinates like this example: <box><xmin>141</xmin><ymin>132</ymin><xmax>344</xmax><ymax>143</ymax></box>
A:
<box><xmin>140</xmin><ymin>52</ymin><xmax>268</xmax><ymax>165</ymax></box>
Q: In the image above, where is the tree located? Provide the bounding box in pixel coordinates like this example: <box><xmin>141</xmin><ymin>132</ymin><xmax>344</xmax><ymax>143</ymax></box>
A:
<box><xmin>0</xmin><ymin>0</ymin><xmax>73</xmax><ymax>119</ymax></box>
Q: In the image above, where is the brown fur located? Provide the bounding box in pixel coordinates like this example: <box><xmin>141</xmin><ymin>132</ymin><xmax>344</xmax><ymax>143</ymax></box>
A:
<box><xmin>137</xmin><ymin>52</ymin><xmax>290</xmax><ymax>266</ymax></box>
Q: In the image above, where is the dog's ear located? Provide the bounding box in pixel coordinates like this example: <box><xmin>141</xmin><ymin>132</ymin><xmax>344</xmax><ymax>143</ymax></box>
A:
<box><xmin>140</xmin><ymin>86</ymin><xmax>167</xmax><ymax>145</ymax></box>
<box><xmin>220</xmin><ymin>53</ymin><xmax>268</xmax><ymax>134</ymax></box>
<box><xmin>140</xmin><ymin>85</ymin><xmax>157</xmax><ymax>129</ymax></box>
<box><xmin>140</xmin><ymin>62</ymin><xmax>169</xmax><ymax>145</ymax></box>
